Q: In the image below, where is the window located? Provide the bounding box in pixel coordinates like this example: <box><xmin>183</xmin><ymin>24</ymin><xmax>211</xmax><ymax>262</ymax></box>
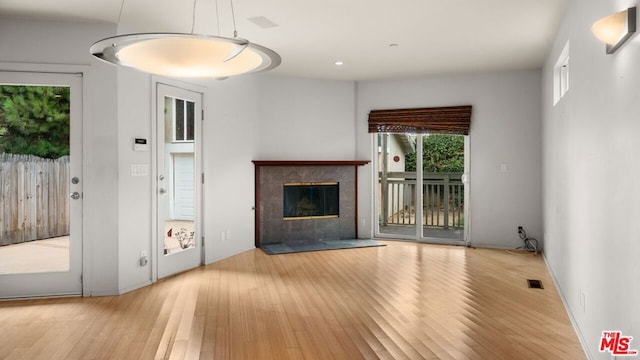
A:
<box><xmin>173</xmin><ymin>98</ymin><xmax>195</xmax><ymax>142</ymax></box>
<box><xmin>553</xmin><ymin>41</ymin><xmax>570</xmax><ymax>105</ymax></box>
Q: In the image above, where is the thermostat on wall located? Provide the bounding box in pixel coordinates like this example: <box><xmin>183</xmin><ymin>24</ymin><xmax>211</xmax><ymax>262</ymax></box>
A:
<box><xmin>134</xmin><ymin>138</ymin><xmax>148</xmax><ymax>152</ymax></box>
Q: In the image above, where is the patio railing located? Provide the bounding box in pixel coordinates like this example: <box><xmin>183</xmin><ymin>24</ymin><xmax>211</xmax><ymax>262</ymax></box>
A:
<box><xmin>379</xmin><ymin>172</ymin><xmax>464</xmax><ymax>229</ymax></box>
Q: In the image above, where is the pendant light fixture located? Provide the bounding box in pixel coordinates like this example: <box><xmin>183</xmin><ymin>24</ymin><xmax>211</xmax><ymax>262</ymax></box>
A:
<box><xmin>90</xmin><ymin>0</ymin><xmax>280</xmax><ymax>78</ymax></box>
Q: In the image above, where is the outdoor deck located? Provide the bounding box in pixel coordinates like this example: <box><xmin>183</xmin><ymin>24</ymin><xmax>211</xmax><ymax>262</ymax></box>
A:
<box><xmin>378</xmin><ymin>171</ymin><xmax>465</xmax><ymax>242</ymax></box>
<box><xmin>379</xmin><ymin>224</ymin><xmax>464</xmax><ymax>241</ymax></box>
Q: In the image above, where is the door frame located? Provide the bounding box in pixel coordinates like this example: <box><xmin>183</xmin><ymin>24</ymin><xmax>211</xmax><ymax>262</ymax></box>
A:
<box><xmin>0</xmin><ymin>62</ymin><xmax>88</xmax><ymax>298</ymax></box>
<box><xmin>373</xmin><ymin>133</ymin><xmax>470</xmax><ymax>245</ymax></box>
<box><xmin>150</xmin><ymin>77</ymin><xmax>205</xmax><ymax>282</ymax></box>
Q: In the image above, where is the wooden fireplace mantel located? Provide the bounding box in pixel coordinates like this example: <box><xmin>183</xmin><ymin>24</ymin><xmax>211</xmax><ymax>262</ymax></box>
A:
<box><xmin>253</xmin><ymin>160</ymin><xmax>370</xmax><ymax>248</ymax></box>
<box><xmin>252</xmin><ymin>160</ymin><xmax>370</xmax><ymax>167</ymax></box>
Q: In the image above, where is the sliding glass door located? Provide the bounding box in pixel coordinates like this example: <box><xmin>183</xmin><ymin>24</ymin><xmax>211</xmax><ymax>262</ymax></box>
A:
<box><xmin>376</xmin><ymin>133</ymin><xmax>468</xmax><ymax>244</ymax></box>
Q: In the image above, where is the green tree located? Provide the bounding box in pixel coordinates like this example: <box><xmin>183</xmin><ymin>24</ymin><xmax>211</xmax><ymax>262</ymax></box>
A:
<box><xmin>404</xmin><ymin>134</ymin><xmax>464</xmax><ymax>172</ymax></box>
<box><xmin>0</xmin><ymin>85</ymin><xmax>70</xmax><ymax>159</ymax></box>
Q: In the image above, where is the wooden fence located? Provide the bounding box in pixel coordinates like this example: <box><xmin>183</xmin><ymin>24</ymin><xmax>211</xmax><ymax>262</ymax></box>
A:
<box><xmin>0</xmin><ymin>153</ymin><xmax>70</xmax><ymax>246</ymax></box>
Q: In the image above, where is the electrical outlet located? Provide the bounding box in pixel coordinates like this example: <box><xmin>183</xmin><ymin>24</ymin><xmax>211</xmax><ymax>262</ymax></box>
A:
<box><xmin>220</xmin><ymin>231</ymin><xmax>226</xmax><ymax>241</ymax></box>
<box><xmin>360</xmin><ymin>218</ymin><xmax>366</xmax><ymax>227</ymax></box>
<box><xmin>139</xmin><ymin>251</ymin><xmax>148</xmax><ymax>267</ymax></box>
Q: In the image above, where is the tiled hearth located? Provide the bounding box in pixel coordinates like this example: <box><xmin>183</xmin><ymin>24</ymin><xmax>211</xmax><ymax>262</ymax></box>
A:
<box><xmin>253</xmin><ymin>161</ymin><xmax>369</xmax><ymax>247</ymax></box>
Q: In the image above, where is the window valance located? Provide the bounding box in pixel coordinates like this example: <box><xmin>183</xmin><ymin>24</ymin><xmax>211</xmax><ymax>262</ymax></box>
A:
<box><xmin>368</xmin><ymin>105</ymin><xmax>472</xmax><ymax>135</ymax></box>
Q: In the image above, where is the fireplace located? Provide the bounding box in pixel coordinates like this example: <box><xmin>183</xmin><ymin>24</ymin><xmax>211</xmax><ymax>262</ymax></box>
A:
<box><xmin>253</xmin><ymin>161</ymin><xmax>369</xmax><ymax>247</ymax></box>
<box><xmin>283</xmin><ymin>182</ymin><xmax>339</xmax><ymax>220</ymax></box>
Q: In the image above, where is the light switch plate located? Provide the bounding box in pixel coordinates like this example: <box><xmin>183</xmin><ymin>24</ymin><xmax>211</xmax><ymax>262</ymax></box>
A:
<box><xmin>131</xmin><ymin>164</ymin><xmax>148</xmax><ymax>177</ymax></box>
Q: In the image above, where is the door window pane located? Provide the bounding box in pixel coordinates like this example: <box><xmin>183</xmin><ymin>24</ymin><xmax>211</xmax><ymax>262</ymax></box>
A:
<box><xmin>171</xmin><ymin>99</ymin><xmax>194</xmax><ymax>143</ymax></box>
<box><xmin>0</xmin><ymin>85</ymin><xmax>71</xmax><ymax>274</ymax></box>
<box><xmin>421</xmin><ymin>134</ymin><xmax>464</xmax><ymax>241</ymax></box>
<box><xmin>186</xmin><ymin>101</ymin><xmax>194</xmax><ymax>141</ymax></box>
<box><xmin>163</xmin><ymin>96</ymin><xmax>195</xmax><ymax>255</ymax></box>
<box><xmin>175</xmin><ymin>99</ymin><xmax>185</xmax><ymax>141</ymax></box>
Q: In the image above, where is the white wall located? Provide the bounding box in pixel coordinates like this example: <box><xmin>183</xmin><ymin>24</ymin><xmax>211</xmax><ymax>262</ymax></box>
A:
<box><xmin>85</xmin><ymin>61</ymin><xmax>119</xmax><ymax>296</ymax></box>
<box><xmin>543</xmin><ymin>1</ymin><xmax>640</xmax><ymax>358</ymax></box>
<box><xmin>0</xmin><ymin>18</ymin><xmax>121</xmax><ymax>295</ymax></box>
<box><xmin>356</xmin><ymin>71</ymin><xmax>543</xmax><ymax>247</ymax></box>
<box><xmin>256</xmin><ymin>76</ymin><xmax>357</xmax><ymax>160</ymax></box>
<box><xmin>117</xmin><ymin>68</ymin><xmax>153</xmax><ymax>292</ymax></box>
<box><xmin>202</xmin><ymin>75</ymin><xmax>261</xmax><ymax>263</ymax></box>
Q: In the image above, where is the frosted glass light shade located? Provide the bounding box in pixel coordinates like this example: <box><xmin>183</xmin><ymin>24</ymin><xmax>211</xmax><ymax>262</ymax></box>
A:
<box><xmin>591</xmin><ymin>7</ymin><xmax>636</xmax><ymax>54</ymax></box>
<box><xmin>90</xmin><ymin>33</ymin><xmax>280</xmax><ymax>78</ymax></box>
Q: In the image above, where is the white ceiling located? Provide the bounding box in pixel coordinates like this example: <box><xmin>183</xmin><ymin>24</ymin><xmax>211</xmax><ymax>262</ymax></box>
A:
<box><xmin>0</xmin><ymin>0</ymin><xmax>569</xmax><ymax>81</ymax></box>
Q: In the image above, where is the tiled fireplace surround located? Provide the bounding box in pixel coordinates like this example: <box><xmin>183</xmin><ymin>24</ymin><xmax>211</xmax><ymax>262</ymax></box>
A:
<box><xmin>253</xmin><ymin>161</ymin><xmax>369</xmax><ymax>247</ymax></box>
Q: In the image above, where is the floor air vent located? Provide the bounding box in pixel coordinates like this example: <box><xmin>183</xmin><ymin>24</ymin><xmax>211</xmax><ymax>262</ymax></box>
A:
<box><xmin>527</xmin><ymin>279</ymin><xmax>544</xmax><ymax>289</ymax></box>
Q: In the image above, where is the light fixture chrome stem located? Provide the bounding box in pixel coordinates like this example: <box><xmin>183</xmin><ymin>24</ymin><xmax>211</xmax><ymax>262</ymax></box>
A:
<box><xmin>230</xmin><ymin>0</ymin><xmax>238</xmax><ymax>38</ymax></box>
<box><xmin>191</xmin><ymin>0</ymin><xmax>197</xmax><ymax>34</ymax></box>
<box><xmin>117</xmin><ymin>0</ymin><xmax>125</xmax><ymax>24</ymax></box>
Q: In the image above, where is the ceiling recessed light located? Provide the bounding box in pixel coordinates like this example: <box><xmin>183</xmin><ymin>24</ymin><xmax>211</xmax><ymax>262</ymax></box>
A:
<box><xmin>335</xmin><ymin>61</ymin><xmax>344</xmax><ymax>66</ymax></box>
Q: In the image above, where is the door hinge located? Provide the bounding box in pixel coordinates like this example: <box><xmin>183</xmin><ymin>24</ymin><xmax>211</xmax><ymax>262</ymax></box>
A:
<box><xmin>202</xmin><ymin>173</ymin><xmax>205</xmax><ymax>184</ymax></box>
<box><xmin>80</xmin><ymin>274</ymin><xmax>83</xmax><ymax>283</ymax></box>
<box><xmin>201</xmin><ymin>236</ymin><xmax>205</xmax><ymax>247</ymax></box>
<box><xmin>201</xmin><ymin>109</ymin><xmax>204</xmax><ymax>121</ymax></box>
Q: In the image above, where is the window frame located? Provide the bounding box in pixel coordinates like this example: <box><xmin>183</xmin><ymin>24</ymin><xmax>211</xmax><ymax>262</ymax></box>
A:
<box><xmin>172</xmin><ymin>98</ymin><xmax>195</xmax><ymax>143</ymax></box>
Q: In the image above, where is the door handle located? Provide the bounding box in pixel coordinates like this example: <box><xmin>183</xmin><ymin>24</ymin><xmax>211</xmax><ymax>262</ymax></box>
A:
<box><xmin>159</xmin><ymin>188</ymin><xmax>167</xmax><ymax>194</ymax></box>
<box><xmin>70</xmin><ymin>192</ymin><xmax>81</xmax><ymax>200</ymax></box>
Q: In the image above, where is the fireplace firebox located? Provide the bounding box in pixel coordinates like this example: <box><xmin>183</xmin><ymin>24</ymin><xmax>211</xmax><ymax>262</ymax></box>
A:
<box><xmin>283</xmin><ymin>182</ymin><xmax>339</xmax><ymax>220</ymax></box>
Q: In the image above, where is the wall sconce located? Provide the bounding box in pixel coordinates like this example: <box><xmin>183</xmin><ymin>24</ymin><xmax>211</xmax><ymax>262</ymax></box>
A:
<box><xmin>591</xmin><ymin>7</ymin><xmax>636</xmax><ymax>54</ymax></box>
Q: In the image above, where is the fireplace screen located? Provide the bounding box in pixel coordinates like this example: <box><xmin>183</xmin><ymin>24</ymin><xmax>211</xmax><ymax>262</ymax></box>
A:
<box><xmin>283</xmin><ymin>182</ymin><xmax>339</xmax><ymax>220</ymax></box>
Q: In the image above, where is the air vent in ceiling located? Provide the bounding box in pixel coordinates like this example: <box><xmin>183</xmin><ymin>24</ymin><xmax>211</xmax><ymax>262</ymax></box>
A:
<box><xmin>248</xmin><ymin>16</ymin><xmax>279</xmax><ymax>29</ymax></box>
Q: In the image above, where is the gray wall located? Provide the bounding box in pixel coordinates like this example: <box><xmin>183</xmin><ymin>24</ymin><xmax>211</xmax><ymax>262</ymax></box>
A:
<box><xmin>543</xmin><ymin>0</ymin><xmax>640</xmax><ymax>358</ymax></box>
<box><xmin>356</xmin><ymin>71</ymin><xmax>543</xmax><ymax>248</ymax></box>
<box><xmin>256</xmin><ymin>76</ymin><xmax>357</xmax><ymax>160</ymax></box>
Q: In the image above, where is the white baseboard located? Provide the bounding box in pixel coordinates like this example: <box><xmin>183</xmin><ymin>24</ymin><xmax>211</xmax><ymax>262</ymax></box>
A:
<box><xmin>542</xmin><ymin>253</ymin><xmax>593</xmax><ymax>360</ymax></box>
<box><xmin>118</xmin><ymin>280</ymin><xmax>153</xmax><ymax>295</ymax></box>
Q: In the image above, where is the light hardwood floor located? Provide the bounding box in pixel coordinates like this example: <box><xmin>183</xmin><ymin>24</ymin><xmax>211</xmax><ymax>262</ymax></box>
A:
<box><xmin>0</xmin><ymin>241</ymin><xmax>585</xmax><ymax>360</ymax></box>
